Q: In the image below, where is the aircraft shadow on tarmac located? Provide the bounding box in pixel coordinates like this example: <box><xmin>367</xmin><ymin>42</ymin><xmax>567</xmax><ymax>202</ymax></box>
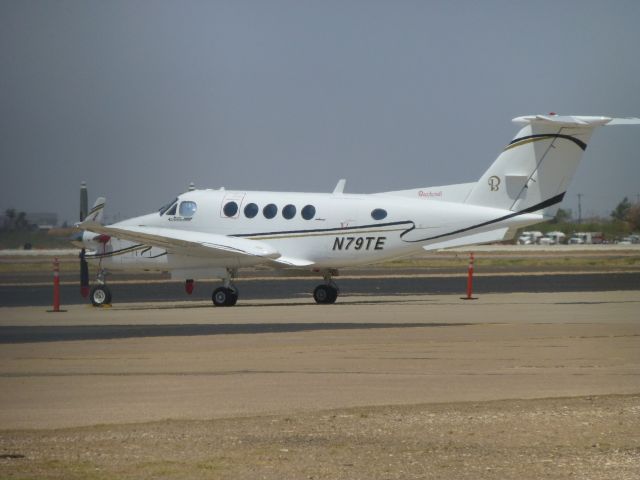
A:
<box><xmin>0</xmin><ymin>322</ymin><xmax>471</xmax><ymax>344</ymax></box>
<box><xmin>111</xmin><ymin>297</ymin><xmax>437</xmax><ymax>311</ymax></box>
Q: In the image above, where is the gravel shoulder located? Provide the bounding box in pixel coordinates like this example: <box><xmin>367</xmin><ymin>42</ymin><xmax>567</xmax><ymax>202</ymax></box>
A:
<box><xmin>1</xmin><ymin>394</ymin><xmax>639</xmax><ymax>480</ymax></box>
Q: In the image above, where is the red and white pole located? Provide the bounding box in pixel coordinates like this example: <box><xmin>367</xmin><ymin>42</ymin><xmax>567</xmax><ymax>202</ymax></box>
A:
<box><xmin>52</xmin><ymin>257</ymin><xmax>61</xmax><ymax>312</ymax></box>
<box><xmin>461</xmin><ymin>252</ymin><xmax>478</xmax><ymax>300</ymax></box>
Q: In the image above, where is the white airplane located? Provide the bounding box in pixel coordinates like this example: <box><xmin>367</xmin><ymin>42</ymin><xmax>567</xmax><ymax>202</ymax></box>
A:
<box><xmin>77</xmin><ymin>113</ymin><xmax>639</xmax><ymax>307</ymax></box>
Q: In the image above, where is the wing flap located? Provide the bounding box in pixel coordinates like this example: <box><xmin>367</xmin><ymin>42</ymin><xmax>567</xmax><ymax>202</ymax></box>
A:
<box><xmin>271</xmin><ymin>256</ymin><xmax>315</xmax><ymax>267</ymax></box>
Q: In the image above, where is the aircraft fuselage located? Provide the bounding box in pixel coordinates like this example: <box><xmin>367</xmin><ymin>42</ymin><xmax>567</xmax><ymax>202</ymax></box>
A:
<box><xmin>85</xmin><ymin>188</ymin><xmax>543</xmax><ymax>276</ymax></box>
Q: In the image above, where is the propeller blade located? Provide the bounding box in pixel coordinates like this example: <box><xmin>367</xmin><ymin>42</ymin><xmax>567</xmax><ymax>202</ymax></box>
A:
<box><xmin>80</xmin><ymin>249</ymin><xmax>89</xmax><ymax>298</ymax></box>
<box><xmin>80</xmin><ymin>181</ymin><xmax>88</xmax><ymax>222</ymax></box>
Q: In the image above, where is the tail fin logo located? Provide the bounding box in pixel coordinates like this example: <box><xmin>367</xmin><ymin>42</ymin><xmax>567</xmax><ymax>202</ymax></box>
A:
<box><xmin>488</xmin><ymin>176</ymin><xmax>501</xmax><ymax>191</ymax></box>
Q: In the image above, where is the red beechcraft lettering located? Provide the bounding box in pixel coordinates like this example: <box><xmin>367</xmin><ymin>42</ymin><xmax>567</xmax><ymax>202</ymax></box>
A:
<box><xmin>74</xmin><ymin>114</ymin><xmax>640</xmax><ymax>307</ymax></box>
<box><xmin>418</xmin><ymin>190</ymin><xmax>443</xmax><ymax>198</ymax></box>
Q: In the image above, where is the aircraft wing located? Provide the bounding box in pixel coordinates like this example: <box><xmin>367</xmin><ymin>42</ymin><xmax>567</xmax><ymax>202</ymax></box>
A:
<box><xmin>80</xmin><ymin>221</ymin><xmax>281</xmax><ymax>261</ymax></box>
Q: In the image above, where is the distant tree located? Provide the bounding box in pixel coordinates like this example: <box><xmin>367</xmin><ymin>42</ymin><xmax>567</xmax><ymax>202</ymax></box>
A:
<box><xmin>4</xmin><ymin>208</ymin><xmax>16</xmax><ymax>230</ymax></box>
<box><xmin>611</xmin><ymin>197</ymin><xmax>632</xmax><ymax>221</ymax></box>
<box><xmin>626</xmin><ymin>204</ymin><xmax>640</xmax><ymax>231</ymax></box>
<box><xmin>2</xmin><ymin>209</ymin><xmax>31</xmax><ymax>231</ymax></box>
<box><xmin>553</xmin><ymin>208</ymin><xmax>572</xmax><ymax>224</ymax></box>
<box><xmin>15</xmin><ymin>211</ymin><xmax>30</xmax><ymax>230</ymax></box>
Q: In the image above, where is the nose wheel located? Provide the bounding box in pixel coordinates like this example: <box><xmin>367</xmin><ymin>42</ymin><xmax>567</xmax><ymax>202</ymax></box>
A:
<box><xmin>88</xmin><ymin>268</ymin><xmax>112</xmax><ymax>307</ymax></box>
<box><xmin>90</xmin><ymin>284</ymin><xmax>112</xmax><ymax>306</ymax></box>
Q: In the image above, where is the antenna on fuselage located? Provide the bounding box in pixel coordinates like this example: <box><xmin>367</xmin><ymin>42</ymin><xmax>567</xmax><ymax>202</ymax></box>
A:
<box><xmin>333</xmin><ymin>179</ymin><xmax>346</xmax><ymax>195</ymax></box>
<box><xmin>188</xmin><ymin>182</ymin><xmax>195</xmax><ymax>191</ymax></box>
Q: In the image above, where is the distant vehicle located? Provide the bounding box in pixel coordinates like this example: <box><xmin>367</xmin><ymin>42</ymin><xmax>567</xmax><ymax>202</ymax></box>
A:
<box><xmin>568</xmin><ymin>232</ymin><xmax>604</xmax><ymax>244</ymax></box>
<box><xmin>568</xmin><ymin>235</ymin><xmax>585</xmax><ymax>244</ymax></box>
<box><xmin>539</xmin><ymin>231</ymin><xmax>566</xmax><ymax>245</ymax></box>
<box><xmin>517</xmin><ymin>231</ymin><xmax>544</xmax><ymax>245</ymax></box>
<box><xmin>617</xmin><ymin>234</ymin><xmax>640</xmax><ymax>245</ymax></box>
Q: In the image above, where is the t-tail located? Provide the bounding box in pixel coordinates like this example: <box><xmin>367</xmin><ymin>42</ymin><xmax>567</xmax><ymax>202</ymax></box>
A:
<box><xmin>465</xmin><ymin>114</ymin><xmax>640</xmax><ymax>217</ymax></box>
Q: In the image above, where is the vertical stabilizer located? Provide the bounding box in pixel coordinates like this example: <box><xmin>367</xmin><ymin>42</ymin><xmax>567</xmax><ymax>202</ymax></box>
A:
<box><xmin>464</xmin><ymin>115</ymin><xmax>637</xmax><ymax>216</ymax></box>
<box><xmin>85</xmin><ymin>197</ymin><xmax>106</xmax><ymax>224</ymax></box>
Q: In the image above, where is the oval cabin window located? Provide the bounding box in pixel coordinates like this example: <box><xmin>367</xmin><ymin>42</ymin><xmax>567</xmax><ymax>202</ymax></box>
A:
<box><xmin>301</xmin><ymin>205</ymin><xmax>316</xmax><ymax>220</ymax></box>
<box><xmin>263</xmin><ymin>203</ymin><xmax>278</xmax><ymax>219</ymax></box>
<box><xmin>223</xmin><ymin>201</ymin><xmax>238</xmax><ymax>217</ymax></box>
<box><xmin>371</xmin><ymin>208</ymin><xmax>387</xmax><ymax>220</ymax></box>
<box><xmin>244</xmin><ymin>203</ymin><xmax>259</xmax><ymax>218</ymax></box>
<box><xmin>282</xmin><ymin>204</ymin><xmax>296</xmax><ymax>219</ymax></box>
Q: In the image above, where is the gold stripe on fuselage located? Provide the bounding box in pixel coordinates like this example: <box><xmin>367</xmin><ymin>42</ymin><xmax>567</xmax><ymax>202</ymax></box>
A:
<box><xmin>242</xmin><ymin>227</ymin><xmax>407</xmax><ymax>241</ymax></box>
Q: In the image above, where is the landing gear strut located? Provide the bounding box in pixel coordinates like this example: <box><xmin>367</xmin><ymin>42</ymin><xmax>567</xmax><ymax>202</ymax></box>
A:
<box><xmin>90</xmin><ymin>269</ymin><xmax>112</xmax><ymax>306</ymax></box>
<box><xmin>212</xmin><ymin>268</ymin><xmax>238</xmax><ymax>307</ymax></box>
<box><xmin>313</xmin><ymin>270</ymin><xmax>339</xmax><ymax>304</ymax></box>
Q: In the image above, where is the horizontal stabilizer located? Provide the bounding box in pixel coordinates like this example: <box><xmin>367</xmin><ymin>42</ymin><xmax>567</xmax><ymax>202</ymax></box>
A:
<box><xmin>513</xmin><ymin>115</ymin><xmax>640</xmax><ymax>127</ymax></box>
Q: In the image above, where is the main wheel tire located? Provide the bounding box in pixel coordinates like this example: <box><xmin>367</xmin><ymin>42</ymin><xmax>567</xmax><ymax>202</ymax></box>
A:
<box><xmin>90</xmin><ymin>285</ymin><xmax>112</xmax><ymax>306</ymax></box>
<box><xmin>226</xmin><ymin>288</ymin><xmax>238</xmax><ymax>306</ymax></box>
<box><xmin>212</xmin><ymin>287</ymin><xmax>238</xmax><ymax>307</ymax></box>
<box><xmin>313</xmin><ymin>284</ymin><xmax>338</xmax><ymax>304</ymax></box>
<box><xmin>327</xmin><ymin>285</ymin><xmax>338</xmax><ymax>304</ymax></box>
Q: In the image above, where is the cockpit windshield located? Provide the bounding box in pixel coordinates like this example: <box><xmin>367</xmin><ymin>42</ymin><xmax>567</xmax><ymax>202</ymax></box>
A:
<box><xmin>158</xmin><ymin>198</ymin><xmax>178</xmax><ymax>216</ymax></box>
<box><xmin>179</xmin><ymin>201</ymin><xmax>197</xmax><ymax>217</ymax></box>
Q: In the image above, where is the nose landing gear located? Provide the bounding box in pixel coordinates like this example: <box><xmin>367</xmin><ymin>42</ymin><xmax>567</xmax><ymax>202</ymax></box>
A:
<box><xmin>89</xmin><ymin>269</ymin><xmax>112</xmax><ymax>307</ymax></box>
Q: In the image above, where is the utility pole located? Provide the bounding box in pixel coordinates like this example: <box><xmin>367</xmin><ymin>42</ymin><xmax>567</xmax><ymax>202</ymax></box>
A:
<box><xmin>577</xmin><ymin>193</ymin><xmax>583</xmax><ymax>224</ymax></box>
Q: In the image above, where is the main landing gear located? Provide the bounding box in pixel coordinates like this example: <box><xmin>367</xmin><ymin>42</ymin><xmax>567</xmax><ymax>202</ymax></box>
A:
<box><xmin>212</xmin><ymin>268</ymin><xmax>238</xmax><ymax>307</ymax></box>
<box><xmin>86</xmin><ymin>267</ymin><xmax>340</xmax><ymax>307</ymax></box>
<box><xmin>207</xmin><ymin>268</ymin><xmax>339</xmax><ymax>307</ymax></box>
<box><xmin>313</xmin><ymin>270</ymin><xmax>339</xmax><ymax>305</ymax></box>
<box><xmin>90</xmin><ymin>269</ymin><xmax>112</xmax><ymax>307</ymax></box>
<box><xmin>212</xmin><ymin>286</ymin><xmax>238</xmax><ymax>306</ymax></box>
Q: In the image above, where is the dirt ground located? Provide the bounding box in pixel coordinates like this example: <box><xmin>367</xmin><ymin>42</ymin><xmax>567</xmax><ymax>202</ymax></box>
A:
<box><xmin>1</xmin><ymin>395</ymin><xmax>639</xmax><ymax>480</ymax></box>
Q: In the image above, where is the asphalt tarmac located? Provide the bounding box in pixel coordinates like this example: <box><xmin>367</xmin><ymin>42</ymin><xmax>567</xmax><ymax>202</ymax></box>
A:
<box><xmin>1</xmin><ymin>290</ymin><xmax>638</xmax><ymax>430</ymax></box>
<box><xmin>1</xmin><ymin>271</ymin><xmax>640</xmax><ymax>307</ymax></box>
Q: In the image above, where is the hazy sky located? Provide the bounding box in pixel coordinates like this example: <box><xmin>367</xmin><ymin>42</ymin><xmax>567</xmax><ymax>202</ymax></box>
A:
<box><xmin>1</xmin><ymin>0</ymin><xmax>639</xmax><ymax>225</ymax></box>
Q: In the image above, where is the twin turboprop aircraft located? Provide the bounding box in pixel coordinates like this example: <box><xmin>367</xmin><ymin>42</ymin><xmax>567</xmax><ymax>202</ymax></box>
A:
<box><xmin>77</xmin><ymin>114</ymin><xmax>639</xmax><ymax>306</ymax></box>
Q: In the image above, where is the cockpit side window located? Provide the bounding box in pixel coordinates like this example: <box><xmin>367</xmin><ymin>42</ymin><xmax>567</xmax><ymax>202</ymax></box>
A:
<box><xmin>166</xmin><ymin>203</ymin><xmax>177</xmax><ymax>216</ymax></box>
<box><xmin>179</xmin><ymin>201</ymin><xmax>197</xmax><ymax>217</ymax></box>
<box><xmin>159</xmin><ymin>198</ymin><xmax>178</xmax><ymax>216</ymax></box>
